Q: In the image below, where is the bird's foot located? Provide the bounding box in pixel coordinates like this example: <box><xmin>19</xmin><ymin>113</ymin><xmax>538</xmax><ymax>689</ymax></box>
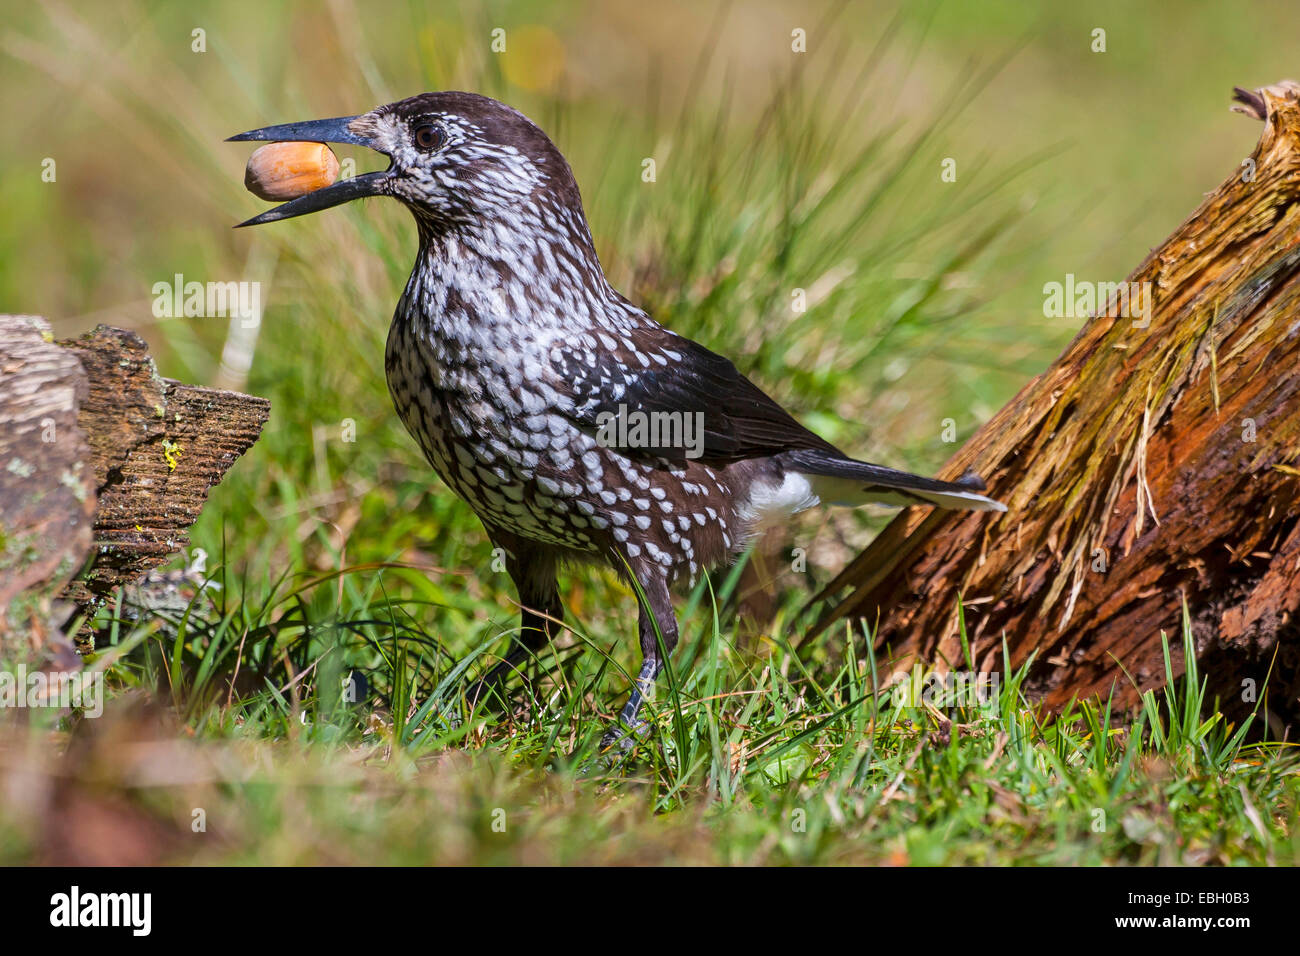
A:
<box><xmin>568</xmin><ymin>718</ymin><xmax>648</xmax><ymax>776</ymax></box>
<box><xmin>599</xmin><ymin>716</ymin><xmax>648</xmax><ymax>755</ymax></box>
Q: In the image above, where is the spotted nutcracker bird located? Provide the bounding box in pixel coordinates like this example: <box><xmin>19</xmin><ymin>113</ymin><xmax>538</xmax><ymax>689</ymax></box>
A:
<box><xmin>231</xmin><ymin>92</ymin><xmax>1005</xmax><ymax>747</ymax></box>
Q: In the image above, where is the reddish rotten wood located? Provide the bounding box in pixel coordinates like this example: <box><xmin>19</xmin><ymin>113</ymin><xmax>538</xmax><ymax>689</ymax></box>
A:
<box><xmin>814</xmin><ymin>82</ymin><xmax>1300</xmax><ymax>727</ymax></box>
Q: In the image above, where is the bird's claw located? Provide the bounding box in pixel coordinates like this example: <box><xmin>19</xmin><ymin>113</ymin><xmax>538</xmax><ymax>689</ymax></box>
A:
<box><xmin>599</xmin><ymin>716</ymin><xmax>647</xmax><ymax>754</ymax></box>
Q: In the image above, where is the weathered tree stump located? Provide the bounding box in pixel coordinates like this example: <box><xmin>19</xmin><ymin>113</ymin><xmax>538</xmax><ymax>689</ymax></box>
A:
<box><xmin>0</xmin><ymin>317</ymin><xmax>269</xmax><ymax>659</ymax></box>
<box><xmin>0</xmin><ymin>316</ymin><xmax>95</xmax><ymax>659</ymax></box>
<box><xmin>814</xmin><ymin>82</ymin><xmax>1300</xmax><ymax>727</ymax></box>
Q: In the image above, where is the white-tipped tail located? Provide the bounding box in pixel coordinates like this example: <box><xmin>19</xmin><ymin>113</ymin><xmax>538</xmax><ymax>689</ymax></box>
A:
<box><xmin>777</xmin><ymin>449</ymin><xmax>1007</xmax><ymax>513</ymax></box>
<box><xmin>808</xmin><ymin>474</ymin><xmax>1006</xmax><ymax>512</ymax></box>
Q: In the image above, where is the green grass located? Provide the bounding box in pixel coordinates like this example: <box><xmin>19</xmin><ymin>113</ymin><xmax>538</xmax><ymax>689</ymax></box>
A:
<box><xmin>2</xmin><ymin>0</ymin><xmax>1298</xmax><ymax>865</ymax></box>
<box><xmin>2</xmin><ymin>592</ymin><xmax>1295</xmax><ymax>865</ymax></box>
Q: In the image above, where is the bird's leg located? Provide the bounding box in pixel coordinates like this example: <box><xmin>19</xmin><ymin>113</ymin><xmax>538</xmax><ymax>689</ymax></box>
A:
<box><xmin>466</xmin><ymin>532</ymin><xmax>561</xmax><ymax>710</ymax></box>
<box><xmin>602</xmin><ymin>567</ymin><xmax>678</xmax><ymax>751</ymax></box>
<box><xmin>465</xmin><ymin>600</ymin><xmax>559</xmax><ymax>708</ymax></box>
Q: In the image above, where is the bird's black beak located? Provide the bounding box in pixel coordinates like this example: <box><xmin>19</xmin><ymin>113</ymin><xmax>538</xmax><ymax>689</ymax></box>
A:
<box><xmin>228</xmin><ymin>115</ymin><xmax>388</xmax><ymax>227</ymax></box>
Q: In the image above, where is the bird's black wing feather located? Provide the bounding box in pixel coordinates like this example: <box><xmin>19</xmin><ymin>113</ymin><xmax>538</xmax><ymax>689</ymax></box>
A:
<box><xmin>556</xmin><ymin>325</ymin><xmax>841</xmax><ymax>467</ymax></box>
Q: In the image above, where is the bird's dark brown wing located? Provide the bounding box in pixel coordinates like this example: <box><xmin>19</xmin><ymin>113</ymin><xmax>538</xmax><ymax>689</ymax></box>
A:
<box><xmin>555</xmin><ymin>324</ymin><xmax>841</xmax><ymax>467</ymax></box>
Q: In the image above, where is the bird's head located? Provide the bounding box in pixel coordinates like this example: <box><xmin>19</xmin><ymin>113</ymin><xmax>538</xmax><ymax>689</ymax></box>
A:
<box><xmin>230</xmin><ymin>91</ymin><xmax>585</xmax><ymax>237</ymax></box>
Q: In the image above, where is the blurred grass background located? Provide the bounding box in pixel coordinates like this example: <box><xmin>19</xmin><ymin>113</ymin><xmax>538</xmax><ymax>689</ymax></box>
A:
<box><xmin>7</xmin><ymin>0</ymin><xmax>1297</xmax><ymax>610</ymax></box>
<box><xmin>2</xmin><ymin>0</ymin><xmax>1299</xmax><ymax>864</ymax></box>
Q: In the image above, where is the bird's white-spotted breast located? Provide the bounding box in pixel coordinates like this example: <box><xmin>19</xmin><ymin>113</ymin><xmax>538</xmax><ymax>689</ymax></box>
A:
<box><xmin>384</xmin><ymin>241</ymin><xmax>745</xmax><ymax>580</ymax></box>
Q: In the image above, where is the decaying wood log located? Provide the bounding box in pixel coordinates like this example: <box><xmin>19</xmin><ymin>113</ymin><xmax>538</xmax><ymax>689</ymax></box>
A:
<box><xmin>814</xmin><ymin>82</ymin><xmax>1300</xmax><ymax>726</ymax></box>
<box><xmin>0</xmin><ymin>316</ymin><xmax>95</xmax><ymax>659</ymax></box>
<box><xmin>0</xmin><ymin>318</ymin><xmax>269</xmax><ymax>658</ymax></box>
<box><xmin>56</xmin><ymin>326</ymin><xmax>270</xmax><ymax>608</ymax></box>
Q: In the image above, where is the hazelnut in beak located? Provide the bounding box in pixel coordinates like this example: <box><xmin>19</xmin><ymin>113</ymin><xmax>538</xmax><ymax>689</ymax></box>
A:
<box><xmin>243</xmin><ymin>141</ymin><xmax>340</xmax><ymax>202</ymax></box>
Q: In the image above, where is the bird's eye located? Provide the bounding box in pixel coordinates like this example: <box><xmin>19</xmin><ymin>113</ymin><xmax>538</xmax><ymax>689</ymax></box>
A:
<box><xmin>414</xmin><ymin>124</ymin><xmax>445</xmax><ymax>150</ymax></box>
